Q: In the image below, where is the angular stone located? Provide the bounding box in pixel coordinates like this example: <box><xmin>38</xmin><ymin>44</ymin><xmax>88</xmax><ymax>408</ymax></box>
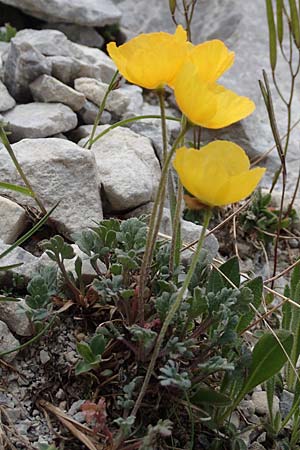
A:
<box><xmin>0</xmin><ymin>320</ymin><xmax>19</xmax><ymax>362</ymax></box>
<box><xmin>75</xmin><ymin>78</ymin><xmax>130</xmax><ymax>115</ymax></box>
<box><xmin>0</xmin><ymin>0</ymin><xmax>121</xmax><ymax>27</ymax></box>
<box><xmin>4</xmin><ymin>40</ymin><xmax>52</xmax><ymax>102</ymax></box>
<box><xmin>126</xmin><ymin>203</ymin><xmax>219</xmax><ymax>260</ymax></box>
<box><xmin>71</xmin><ymin>44</ymin><xmax>116</xmax><ymax>83</ymax></box>
<box><xmin>0</xmin><ymin>80</ymin><xmax>15</xmax><ymax>112</ymax></box>
<box><xmin>77</xmin><ymin>100</ymin><xmax>112</xmax><ymax>125</ymax></box>
<box><xmin>12</xmin><ymin>29</ymin><xmax>73</xmax><ymax>57</ymax></box>
<box><xmin>30</xmin><ymin>75</ymin><xmax>85</xmax><ymax>111</ymax></box>
<box><xmin>0</xmin><ymin>196</ymin><xmax>27</xmax><ymax>244</ymax></box>
<box><xmin>42</xmin><ymin>23</ymin><xmax>104</xmax><ymax>48</ymax></box>
<box><xmin>2</xmin><ymin>103</ymin><xmax>78</xmax><ymax>142</ymax></box>
<box><xmin>0</xmin><ymin>139</ymin><xmax>103</xmax><ymax>237</ymax></box>
<box><xmin>0</xmin><ymin>299</ymin><xmax>32</xmax><ymax>337</ymax></box>
<box><xmin>0</xmin><ymin>240</ymin><xmax>40</xmax><ymax>283</ymax></box>
<box><xmin>252</xmin><ymin>391</ymin><xmax>280</xmax><ymax>416</ymax></box>
<box><xmin>79</xmin><ymin>126</ymin><xmax>161</xmax><ymax>211</ymax></box>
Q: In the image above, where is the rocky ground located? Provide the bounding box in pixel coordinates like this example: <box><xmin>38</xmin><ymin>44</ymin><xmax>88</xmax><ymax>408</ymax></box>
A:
<box><xmin>0</xmin><ymin>0</ymin><xmax>300</xmax><ymax>448</ymax></box>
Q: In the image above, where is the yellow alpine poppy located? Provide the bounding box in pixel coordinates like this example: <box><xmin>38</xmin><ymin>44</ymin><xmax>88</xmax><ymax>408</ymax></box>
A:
<box><xmin>173</xmin><ymin>141</ymin><xmax>265</xmax><ymax>207</ymax></box>
<box><xmin>107</xmin><ymin>25</ymin><xmax>188</xmax><ymax>90</ymax></box>
<box><xmin>174</xmin><ymin>62</ymin><xmax>255</xmax><ymax>128</ymax></box>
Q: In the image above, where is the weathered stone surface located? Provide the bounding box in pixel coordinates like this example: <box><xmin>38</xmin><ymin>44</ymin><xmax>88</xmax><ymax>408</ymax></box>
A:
<box><xmin>47</xmin><ymin>47</ymin><xmax>116</xmax><ymax>85</ymax></box>
<box><xmin>0</xmin><ymin>0</ymin><xmax>121</xmax><ymax>27</ymax></box>
<box><xmin>71</xmin><ymin>44</ymin><xmax>116</xmax><ymax>83</ymax></box>
<box><xmin>0</xmin><ymin>138</ymin><xmax>103</xmax><ymax>237</ymax></box>
<box><xmin>4</xmin><ymin>40</ymin><xmax>52</xmax><ymax>102</ymax></box>
<box><xmin>0</xmin><ymin>240</ymin><xmax>40</xmax><ymax>283</ymax></box>
<box><xmin>78</xmin><ymin>100</ymin><xmax>112</xmax><ymax>125</ymax></box>
<box><xmin>75</xmin><ymin>78</ymin><xmax>130</xmax><ymax>115</ymax></box>
<box><xmin>0</xmin><ymin>299</ymin><xmax>32</xmax><ymax>337</ymax></box>
<box><xmin>0</xmin><ymin>320</ymin><xmax>19</xmax><ymax>362</ymax></box>
<box><xmin>2</xmin><ymin>103</ymin><xmax>78</xmax><ymax>142</ymax></box>
<box><xmin>0</xmin><ymin>196</ymin><xmax>27</xmax><ymax>244</ymax></box>
<box><xmin>124</xmin><ymin>102</ymin><xmax>180</xmax><ymax>159</ymax></box>
<box><xmin>42</xmin><ymin>23</ymin><xmax>104</xmax><ymax>48</ymax></box>
<box><xmin>0</xmin><ymin>79</ymin><xmax>15</xmax><ymax>112</ymax></box>
<box><xmin>126</xmin><ymin>203</ymin><xmax>219</xmax><ymax>260</ymax></box>
<box><xmin>79</xmin><ymin>126</ymin><xmax>161</xmax><ymax>211</ymax></box>
<box><xmin>30</xmin><ymin>75</ymin><xmax>85</xmax><ymax>111</ymax></box>
<box><xmin>252</xmin><ymin>391</ymin><xmax>280</xmax><ymax>416</ymax></box>
<box><xmin>12</xmin><ymin>29</ymin><xmax>73</xmax><ymax>57</ymax></box>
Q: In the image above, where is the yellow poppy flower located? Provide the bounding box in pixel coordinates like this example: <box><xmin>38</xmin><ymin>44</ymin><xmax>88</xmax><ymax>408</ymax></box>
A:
<box><xmin>173</xmin><ymin>141</ymin><xmax>265</xmax><ymax>207</ymax></box>
<box><xmin>107</xmin><ymin>25</ymin><xmax>188</xmax><ymax>90</ymax></box>
<box><xmin>174</xmin><ymin>62</ymin><xmax>255</xmax><ymax>128</ymax></box>
<box><xmin>188</xmin><ymin>40</ymin><xmax>235</xmax><ymax>83</ymax></box>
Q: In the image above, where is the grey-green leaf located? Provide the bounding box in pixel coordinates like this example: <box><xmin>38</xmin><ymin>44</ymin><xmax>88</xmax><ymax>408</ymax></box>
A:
<box><xmin>266</xmin><ymin>0</ymin><xmax>277</xmax><ymax>70</ymax></box>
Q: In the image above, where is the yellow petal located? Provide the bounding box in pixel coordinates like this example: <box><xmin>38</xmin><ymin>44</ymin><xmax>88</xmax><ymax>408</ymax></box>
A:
<box><xmin>205</xmin><ymin>84</ymin><xmax>256</xmax><ymax>128</ymax></box>
<box><xmin>174</xmin><ymin>64</ymin><xmax>255</xmax><ymax>128</ymax></box>
<box><xmin>195</xmin><ymin>140</ymin><xmax>250</xmax><ymax>175</ymax></box>
<box><xmin>188</xmin><ymin>40</ymin><xmax>235</xmax><ymax>83</ymax></box>
<box><xmin>173</xmin><ymin>146</ymin><xmax>229</xmax><ymax>206</ymax></box>
<box><xmin>173</xmin><ymin>62</ymin><xmax>218</xmax><ymax>126</ymax></box>
<box><xmin>107</xmin><ymin>26</ymin><xmax>188</xmax><ymax>89</ymax></box>
<box><xmin>173</xmin><ymin>145</ymin><xmax>266</xmax><ymax>207</ymax></box>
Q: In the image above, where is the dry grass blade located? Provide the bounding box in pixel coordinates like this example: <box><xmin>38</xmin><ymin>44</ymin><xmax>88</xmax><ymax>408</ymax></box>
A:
<box><xmin>38</xmin><ymin>399</ymin><xmax>105</xmax><ymax>450</ymax></box>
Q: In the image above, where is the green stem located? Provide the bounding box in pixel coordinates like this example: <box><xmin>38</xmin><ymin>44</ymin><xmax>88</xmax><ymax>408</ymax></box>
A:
<box><xmin>157</xmin><ymin>88</ymin><xmax>176</xmax><ymax>220</ymax></box>
<box><xmin>0</xmin><ymin>316</ymin><xmax>56</xmax><ymax>358</ymax></box>
<box><xmin>137</xmin><ymin>125</ymin><xmax>190</xmax><ymax>323</ymax></box>
<box><xmin>0</xmin><ymin>127</ymin><xmax>47</xmax><ymax>215</ymax></box>
<box><xmin>133</xmin><ymin>207</ymin><xmax>212</xmax><ymax>418</ymax></box>
<box><xmin>88</xmin><ymin>114</ymin><xmax>180</xmax><ymax>147</ymax></box>
<box><xmin>169</xmin><ymin>181</ymin><xmax>183</xmax><ymax>275</ymax></box>
<box><xmin>86</xmin><ymin>70</ymin><xmax>119</xmax><ymax>149</ymax></box>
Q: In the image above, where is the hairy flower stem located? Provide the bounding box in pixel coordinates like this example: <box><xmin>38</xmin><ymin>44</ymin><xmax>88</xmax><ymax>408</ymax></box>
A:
<box><xmin>133</xmin><ymin>207</ymin><xmax>212</xmax><ymax>417</ymax></box>
<box><xmin>86</xmin><ymin>70</ymin><xmax>119</xmax><ymax>149</ymax></box>
<box><xmin>137</xmin><ymin>125</ymin><xmax>190</xmax><ymax>324</ymax></box>
<box><xmin>169</xmin><ymin>180</ymin><xmax>183</xmax><ymax>275</ymax></box>
<box><xmin>157</xmin><ymin>88</ymin><xmax>177</xmax><ymax>219</ymax></box>
<box><xmin>0</xmin><ymin>127</ymin><xmax>47</xmax><ymax>215</ymax></box>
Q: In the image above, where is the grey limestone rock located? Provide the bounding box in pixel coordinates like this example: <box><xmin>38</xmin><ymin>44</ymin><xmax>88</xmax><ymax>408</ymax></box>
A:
<box><xmin>78</xmin><ymin>126</ymin><xmax>161</xmax><ymax>211</ymax></box>
<box><xmin>0</xmin><ymin>80</ymin><xmax>16</xmax><ymax>112</ymax></box>
<box><xmin>2</xmin><ymin>103</ymin><xmax>78</xmax><ymax>142</ymax></box>
<box><xmin>0</xmin><ymin>0</ymin><xmax>121</xmax><ymax>27</ymax></box>
<box><xmin>0</xmin><ymin>320</ymin><xmax>20</xmax><ymax>362</ymax></box>
<box><xmin>30</xmin><ymin>75</ymin><xmax>85</xmax><ymax>111</ymax></box>
<box><xmin>0</xmin><ymin>138</ymin><xmax>103</xmax><ymax>237</ymax></box>
<box><xmin>0</xmin><ymin>196</ymin><xmax>27</xmax><ymax>244</ymax></box>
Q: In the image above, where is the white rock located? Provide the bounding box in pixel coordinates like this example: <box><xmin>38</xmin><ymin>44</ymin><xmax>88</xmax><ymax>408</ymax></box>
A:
<box><xmin>0</xmin><ymin>80</ymin><xmax>15</xmax><ymax>112</ymax></box>
<box><xmin>12</xmin><ymin>29</ymin><xmax>73</xmax><ymax>57</ymax></box>
<box><xmin>42</xmin><ymin>23</ymin><xmax>104</xmax><ymax>48</ymax></box>
<box><xmin>0</xmin><ymin>138</ymin><xmax>103</xmax><ymax>237</ymax></box>
<box><xmin>71</xmin><ymin>44</ymin><xmax>116</xmax><ymax>83</ymax></box>
<box><xmin>0</xmin><ymin>320</ymin><xmax>19</xmax><ymax>362</ymax></box>
<box><xmin>0</xmin><ymin>196</ymin><xmax>27</xmax><ymax>244</ymax></box>
<box><xmin>2</xmin><ymin>103</ymin><xmax>78</xmax><ymax>142</ymax></box>
<box><xmin>0</xmin><ymin>240</ymin><xmax>40</xmax><ymax>283</ymax></box>
<box><xmin>79</xmin><ymin>126</ymin><xmax>161</xmax><ymax>211</ymax></box>
<box><xmin>75</xmin><ymin>78</ymin><xmax>130</xmax><ymax>115</ymax></box>
<box><xmin>0</xmin><ymin>0</ymin><xmax>121</xmax><ymax>27</ymax></box>
<box><xmin>252</xmin><ymin>391</ymin><xmax>280</xmax><ymax>416</ymax></box>
<box><xmin>0</xmin><ymin>299</ymin><xmax>32</xmax><ymax>336</ymax></box>
<box><xmin>30</xmin><ymin>75</ymin><xmax>85</xmax><ymax>111</ymax></box>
